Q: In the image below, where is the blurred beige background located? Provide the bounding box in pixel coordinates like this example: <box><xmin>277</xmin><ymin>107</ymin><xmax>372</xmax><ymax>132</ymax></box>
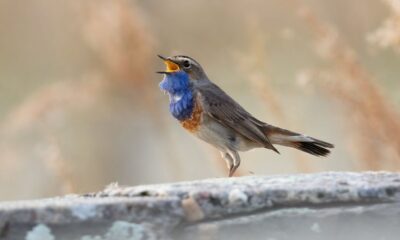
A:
<box><xmin>0</xmin><ymin>0</ymin><xmax>399</xmax><ymax>200</ymax></box>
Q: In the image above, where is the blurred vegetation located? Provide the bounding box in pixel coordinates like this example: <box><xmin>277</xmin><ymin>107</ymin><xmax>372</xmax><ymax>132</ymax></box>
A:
<box><xmin>0</xmin><ymin>0</ymin><xmax>399</xmax><ymax>200</ymax></box>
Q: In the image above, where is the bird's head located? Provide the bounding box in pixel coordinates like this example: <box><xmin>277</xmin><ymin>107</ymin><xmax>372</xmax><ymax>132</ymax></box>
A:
<box><xmin>157</xmin><ymin>55</ymin><xmax>207</xmax><ymax>80</ymax></box>
<box><xmin>157</xmin><ymin>55</ymin><xmax>208</xmax><ymax>95</ymax></box>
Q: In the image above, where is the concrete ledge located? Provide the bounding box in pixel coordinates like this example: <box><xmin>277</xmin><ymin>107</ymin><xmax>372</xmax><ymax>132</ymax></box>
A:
<box><xmin>1</xmin><ymin>172</ymin><xmax>400</xmax><ymax>239</ymax></box>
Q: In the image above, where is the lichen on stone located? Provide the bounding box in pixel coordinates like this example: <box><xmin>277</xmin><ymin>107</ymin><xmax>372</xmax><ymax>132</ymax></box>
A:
<box><xmin>81</xmin><ymin>221</ymin><xmax>155</xmax><ymax>240</ymax></box>
<box><xmin>25</xmin><ymin>224</ymin><xmax>55</xmax><ymax>240</ymax></box>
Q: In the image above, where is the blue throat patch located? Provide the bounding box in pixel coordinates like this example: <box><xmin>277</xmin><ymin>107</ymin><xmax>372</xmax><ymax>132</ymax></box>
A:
<box><xmin>159</xmin><ymin>71</ymin><xmax>194</xmax><ymax>121</ymax></box>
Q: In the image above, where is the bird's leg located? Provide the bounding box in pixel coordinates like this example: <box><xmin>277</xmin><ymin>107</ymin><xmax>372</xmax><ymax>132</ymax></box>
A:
<box><xmin>230</xmin><ymin>163</ymin><xmax>240</xmax><ymax>177</ymax></box>
<box><xmin>221</xmin><ymin>152</ymin><xmax>234</xmax><ymax>177</ymax></box>
<box><xmin>224</xmin><ymin>150</ymin><xmax>241</xmax><ymax>177</ymax></box>
<box><xmin>229</xmin><ymin>166</ymin><xmax>236</xmax><ymax>177</ymax></box>
<box><xmin>229</xmin><ymin>150</ymin><xmax>241</xmax><ymax>177</ymax></box>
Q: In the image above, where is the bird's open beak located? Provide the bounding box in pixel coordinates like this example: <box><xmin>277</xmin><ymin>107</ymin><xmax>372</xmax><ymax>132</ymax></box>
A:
<box><xmin>157</xmin><ymin>55</ymin><xmax>180</xmax><ymax>73</ymax></box>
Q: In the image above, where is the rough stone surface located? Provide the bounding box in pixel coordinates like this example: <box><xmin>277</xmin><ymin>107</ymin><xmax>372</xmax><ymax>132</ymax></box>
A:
<box><xmin>0</xmin><ymin>172</ymin><xmax>400</xmax><ymax>239</ymax></box>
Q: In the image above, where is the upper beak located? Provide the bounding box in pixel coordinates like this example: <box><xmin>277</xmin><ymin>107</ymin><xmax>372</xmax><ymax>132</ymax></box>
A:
<box><xmin>157</xmin><ymin>54</ymin><xmax>167</xmax><ymax>61</ymax></box>
<box><xmin>157</xmin><ymin>54</ymin><xmax>180</xmax><ymax>73</ymax></box>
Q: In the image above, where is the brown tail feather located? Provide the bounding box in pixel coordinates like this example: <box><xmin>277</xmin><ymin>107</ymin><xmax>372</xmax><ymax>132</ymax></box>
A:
<box><xmin>264</xmin><ymin>125</ymin><xmax>334</xmax><ymax>157</ymax></box>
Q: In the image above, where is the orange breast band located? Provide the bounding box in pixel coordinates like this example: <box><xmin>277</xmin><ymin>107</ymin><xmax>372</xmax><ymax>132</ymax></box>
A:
<box><xmin>180</xmin><ymin>100</ymin><xmax>202</xmax><ymax>133</ymax></box>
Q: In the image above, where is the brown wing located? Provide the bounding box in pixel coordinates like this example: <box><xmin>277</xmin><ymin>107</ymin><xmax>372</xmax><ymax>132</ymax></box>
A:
<box><xmin>197</xmin><ymin>82</ymin><xmax>279</xmax><ymax>153</ymax></box>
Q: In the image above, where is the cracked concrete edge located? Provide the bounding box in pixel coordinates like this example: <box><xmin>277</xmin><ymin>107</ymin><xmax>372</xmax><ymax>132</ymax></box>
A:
<box><xmin>0</xmin><ymin>196</ymin><xmax>185</xmax><ymax>234</ymax></box>
<box><xmin>94</xmin><ymin>172</ymin><xmax>400</xmax><ymax>220</ymax></box>
<box><xmin>177</xmin><ymin>203</ymin><xmax>400</xmax><ymax>240</ymax></box>
<box><xmin>0</xmin><ymin>172</ymin><xmax>399</xmax><ymax>236</ymax></box>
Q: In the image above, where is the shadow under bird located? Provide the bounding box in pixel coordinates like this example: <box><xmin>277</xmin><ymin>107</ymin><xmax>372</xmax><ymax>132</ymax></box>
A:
<box><xmin>157</xmin><ymin>55</ymin><xmax>334</xmax><ymax>177</ymax></box>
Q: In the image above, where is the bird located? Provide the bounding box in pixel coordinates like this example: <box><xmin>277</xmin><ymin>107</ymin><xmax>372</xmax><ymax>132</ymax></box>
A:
<box><xmin>157</xmin><ymin>55</ymin><xmax>334</xmax><ymax>177</ymax></box>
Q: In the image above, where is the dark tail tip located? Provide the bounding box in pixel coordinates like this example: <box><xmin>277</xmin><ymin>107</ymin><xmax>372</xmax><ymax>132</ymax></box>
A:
<box><xmin>298</xmin><ymin>141</ymin><xmax>333</xmax><ymax>157</ymax></box>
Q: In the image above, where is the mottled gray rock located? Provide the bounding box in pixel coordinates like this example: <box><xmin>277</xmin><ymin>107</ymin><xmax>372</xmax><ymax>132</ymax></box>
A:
<box><xmin>0</xmin><ymin>172</ymin><xmax>400</xmax><ymax>240</ymax></box>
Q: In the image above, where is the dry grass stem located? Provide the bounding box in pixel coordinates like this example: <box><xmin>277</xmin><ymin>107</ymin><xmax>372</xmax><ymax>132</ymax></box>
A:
<box><xmin>80</xmin><ymin>0</ymin><xmax>153</xmax><ymax>88</ymax></box>
<box><xmin>368</xmin><ymin>0</ymin><xmax>400</xmax><ymax>52</ymax></box>
<box><xmin>0</xmin><ymin>75</ymin><xmax>106</xmax><ymax>194</ymax></box>
<box><xmin>288</xmin><ymin>0</ymin><xmax>400</xmax><ymax>169</ymax></box>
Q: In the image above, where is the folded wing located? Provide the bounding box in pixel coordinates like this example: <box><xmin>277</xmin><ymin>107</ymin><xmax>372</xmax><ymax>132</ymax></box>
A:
<box><xmin>197</xmin><ymin>82</ymin><xmax>279</xmax><ymax>153</ymax></box>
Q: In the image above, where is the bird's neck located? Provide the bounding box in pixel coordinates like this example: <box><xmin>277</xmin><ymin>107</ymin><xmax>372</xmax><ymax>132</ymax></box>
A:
<box><xmin>159</xmin><ymin>71</ymin><xmax>195</xmax><ymax>121</ymax></box>
<box><xmin>169</xmin><ymin>90</ymin><xmax>194</xmax><ymax>121</ymax></box>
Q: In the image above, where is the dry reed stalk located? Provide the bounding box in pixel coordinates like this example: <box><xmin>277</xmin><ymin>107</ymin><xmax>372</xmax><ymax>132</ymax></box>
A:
<box><xmin>78</xmin><ymin>0</ymin><xmax>163</xmax><ymax>122</ymax></box>
<box><xmin>78</xmin><ymin>0</ymin><xmax>162</xmax><ymax>122</ymax></box>
<box><xmin>0</xmin><ymin>74</ymin><xmax>107</xmax><ymax>194</ymax></box>
<box><xmin>79</xmin><ymin>0</ymin><xmax>189</xmax><ymax>179</ymax></box>
<box><xmin>368</xmin><ymin>0</ymin><xmax>400</xmax><ymax>52</ymax></box>
<box><xmin>1</xmin><ymin>75</ymin><xmax>106</xmax><ymax>135</ymax></box>
<box><xmin>80</xmin><ymin>0</ymin><xmax>153</xmax><ymax>89</ymax></box>
<box><xmin>39</xmin><ymin>135</ymin><xmax>75</xmax><ymax>194</ymax></box>
<box><xmin>287</xmin><ymin>0</ymin><xmax>400</xmax><ymax>169</ymax></box>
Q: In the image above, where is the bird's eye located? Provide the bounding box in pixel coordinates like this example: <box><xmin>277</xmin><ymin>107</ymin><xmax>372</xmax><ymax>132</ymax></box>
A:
<box><xmin>182</xmin><ymin>60</ymin><xmax>191</xmax><ymax>69</ymax></box>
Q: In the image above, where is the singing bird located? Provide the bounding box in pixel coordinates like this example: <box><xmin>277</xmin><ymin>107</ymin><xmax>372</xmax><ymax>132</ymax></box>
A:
<box><xmin>157</xmin><ymin>55</ymin><xmax>334</xmax><ymax>177</ymax></box>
